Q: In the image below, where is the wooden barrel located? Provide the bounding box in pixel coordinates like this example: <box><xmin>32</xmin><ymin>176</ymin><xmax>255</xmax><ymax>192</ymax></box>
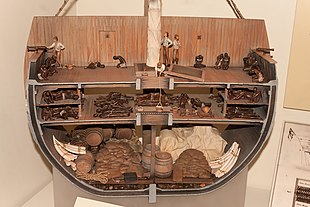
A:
<box><xmin>75</xmin><ymin>152</ymin><xmax>94</xmax><ymax>173</ymax></box>
<box><xmin>101</xmin><ymin>128</ymin><xmax>114</xmax><ymax>141</ymax></box>
<box><xmin>155</xmin><ymin>152</ymin><xmax>173</xmax><ymax>178</ymax></box>
<box><xmin>142</xmin><ymin>130</ymin><xmax>151</xmax><ymax>146</ymax></box>
<box><xmin>141</xmin><ymin>144</ymin><xmax>160</xmax><ymax>170</ymax></box>
<box><xmin>86</xmin><ymin>131</ymin><xmax>103</xmax><ymax>147</ymax></box>
<box><xmin>115</xmin><ymin>128</ymin><xmax>133</xmax><ymax>140</ymax></box>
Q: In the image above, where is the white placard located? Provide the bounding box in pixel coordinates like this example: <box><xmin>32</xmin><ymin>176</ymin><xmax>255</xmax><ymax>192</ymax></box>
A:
<box><xmin>74</xmin><ymin>197</ymin><xmax>124</xmax><ymax>207</ymax></box>
<box><xmin>270</xmin><ymin>122</ymin><xmax>310</xmax><ymax>207</ymax></box>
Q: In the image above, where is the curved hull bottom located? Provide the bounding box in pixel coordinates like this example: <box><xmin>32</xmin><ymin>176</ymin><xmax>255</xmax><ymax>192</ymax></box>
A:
<box><xmin>39</xmin><ymin>124</ymin><xmax>264</xmax><ymax>197</ymax></box>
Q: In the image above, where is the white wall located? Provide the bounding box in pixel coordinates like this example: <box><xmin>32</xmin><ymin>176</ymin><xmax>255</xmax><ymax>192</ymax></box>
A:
<box><xmin>77</xmin><ymin>0</ymin><xmax>145</xmax><ymax>16</ymax></box>
<box><xmin>76</xmin><ymin>0</ymin><xmax>308</xmax><ymax>193</ymax></box>
<box><xmin>0</xmin><ymin>0</ymin><xmax>75</xmax><ymax>206</ymax></box>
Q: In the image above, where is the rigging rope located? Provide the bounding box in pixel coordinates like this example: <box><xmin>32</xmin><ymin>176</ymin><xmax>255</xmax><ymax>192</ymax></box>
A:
<box><xmin>55</xmin><ymin>0</ymin><xmax>71</xmax><ymax>16</ymax></box>
<box><xmin>226</xmin><ymin>0</ymin><xmax>245</xmax><ymax>19</ymax></box>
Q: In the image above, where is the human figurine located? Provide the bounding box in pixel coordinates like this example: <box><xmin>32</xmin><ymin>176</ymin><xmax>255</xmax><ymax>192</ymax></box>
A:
<box><xmin>155</xmin><ymin>62</ymin><xmax>166</xmax><ymax>77</ymax></box>
<box><xmin>251</xmin><ymin>87</ymin><xmax>262</xmax><ymax>103</ymax></box>
<box><xmin>222</xmin><ymin>53</ymin><xmax>230</xmax><ymax>70</ymax></box>
<box><xmin>161</xmin><ymin>32</ymin><xmax>173</xmax><ymax>67</ymax></box>
<box><xmin>215</xmin><ymin>53</ymin><xmax>230</xmax><ymax>70</ymax></box>
<box><xmin>215</xmin><ymin>54</ymin><xmax>224</xmax><ymax>69</ymax></box>
<box><xmin>44</xmin><ymin>55</ymin><xmax>57</xmax><ymax>68</ymax></box>
<box><xmin>84</xmin><ymin>62</ymin><xmax>97</xmax><ymax>69</ymax></box>
<box><xmin>38</xmin><ymin>65</ymin><xmax>49</xmax><ymax>80</ymax></box>
<box><xmin>194</xmin><ymin>55</ymin><xmax>206</xmax><ymax>68</ymax></box>
<box><xmin>243</xmin><ymin>53</ymin><xmax>256</xmax><ymax>70</ymax></box>
<box><xmin>84</xmin><ymin>61</ymin><xmax>105</xmax><ymax>69</ymax></box>
<box><xmin>172</xmin><ymin>34</ymin><xmax>181</xmax><ymax>64</ymax></box>
<box><xmin>251</xmin><ymin>68</ymin><xmax>264</xmax><ymax>83</ymax></box>
<box><xmin>113</xmin><ymin>55</ymin><xmax>127</xmax><ymax>68</ymax></box>
<box><xmin>47</xmin><ymin>36</ymin><xmax>65</xmax><ymax>68</ymax></box>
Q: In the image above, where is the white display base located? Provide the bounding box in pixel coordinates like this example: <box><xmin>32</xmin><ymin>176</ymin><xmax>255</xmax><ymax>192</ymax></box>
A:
<box><xmin>53</xmin><ymin>167</ymin><xmax>248</xmax><ymax>207</ymax></box>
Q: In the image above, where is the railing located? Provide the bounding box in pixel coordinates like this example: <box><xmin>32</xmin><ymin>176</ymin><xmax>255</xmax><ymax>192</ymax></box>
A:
<box><xmin>27</xmin><ymin>51</ymin><xmax>46</xmax><ymax>81</ymax></box>
<box><xmin>252</xmin><ymin>50</ymin><xmax>277</xmax><ymax>82</ymax></box>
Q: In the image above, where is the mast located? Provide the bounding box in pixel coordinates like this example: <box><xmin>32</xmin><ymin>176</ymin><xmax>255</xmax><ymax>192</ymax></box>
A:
<box><xmin>146</xmin><ymin>0</ymin><xmax>162</xmax><ymax>67</ymax></box>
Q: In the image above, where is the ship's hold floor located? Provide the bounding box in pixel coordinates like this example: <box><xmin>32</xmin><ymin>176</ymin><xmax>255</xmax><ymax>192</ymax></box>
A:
<box><xmin>40</xmin><ymin>66</ymin><xmax>254</xmax><ymax>84</ymax></box>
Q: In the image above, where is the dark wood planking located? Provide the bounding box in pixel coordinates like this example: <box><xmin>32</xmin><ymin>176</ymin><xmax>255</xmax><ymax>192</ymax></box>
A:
<box><xmin>38</xmin><ymin>66</ymin><xmax>254</xmax><ymax>84</ymax></box>
<box><xmin>40</xmin><ymin>67</ymin><xmax>136</xmax><ymax>83</ymax></box>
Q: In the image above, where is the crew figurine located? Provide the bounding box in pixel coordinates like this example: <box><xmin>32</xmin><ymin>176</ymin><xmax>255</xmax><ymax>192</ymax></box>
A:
<box><xmin>172</xmin><ymin>34</ymin><xmax>181</xmax><ymax>64</ymax></box>
<box><xmin>222</xmin><ymin>52</ymin><xmax>230</xmax><ymax>70</ymax></box>
<box><xmin>155</xmin><ymin>62</ymin><xmax>166</xmax><ymax>77</ymax></box>
<box><xmin>215</xmin><ymin>53</ymin><xmax>224</xmax><ymax>69</ymax></box>
<box><xmin>194</xmin><ymin>55</ymin><xmax>206</xmax><ymax>68</ymax></box>
<box><xmin>47</xmin><ymin>36</ymin><xmax>65</xmax><ymax>68</ymax></box>
<box><xmin>215</xmin><ymin>52</ymin><xmax>230</xmax><ymax>70</ymax></box>
<box><xmin>161</xmin><ymin>32</ymin><xmax>173</xmax><ymax>67</ymax></box>
<box><xmin>113</xmin><ymin>55</ymin><xmax>127</xmax><ymax>68</ymax></box>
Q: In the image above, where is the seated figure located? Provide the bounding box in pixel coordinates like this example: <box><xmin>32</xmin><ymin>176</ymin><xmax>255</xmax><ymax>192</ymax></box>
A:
<box><xmin>194</xmin><ymin>55</ymin><xmax>206</xmax><ymax>68</ymax></box>
<box><xmin>155</xmin><ymin>62</ymin><xmax>166</xmax><ymax>77</ymax></box>
<box><xmin>221</xmin><ymin>53</ymin><xmax>230</xmax><ymax>70</ymax></box>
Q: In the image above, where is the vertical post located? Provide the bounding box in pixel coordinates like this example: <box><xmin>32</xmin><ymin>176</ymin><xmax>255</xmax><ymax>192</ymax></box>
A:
<box><xmin>150</xmin><ymin>125</ymin><xmax>157</xmax><ymax>178</ymax></box>
<box><xmin>77</xmin><ymin>88</ymin><xmax>82</xmax><ymax>118</ymax></box>
<box><xmin>223</xmin><ymin>87</ymin><xmax>228</xmax><ymax>117</ymax></box>
<box><xmin>144</xmin><ymin>0</ymin><xmax>149</xmax><ymax>16</ymax></box>
<box><xmin>146</xmin><ymin>0</ymin><xmax>162</xmax><ymax>67</ymax></box>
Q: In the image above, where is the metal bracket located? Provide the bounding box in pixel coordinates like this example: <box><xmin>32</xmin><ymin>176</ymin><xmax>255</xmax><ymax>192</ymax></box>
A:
<box><xmin>168</xmin><ymin>113</ymin><xmax>173</xmax><ymax>126</ymax></box>
<box><xmin>148</xmin><ymin>184</ymin><xmax>157</xmax><ymax>203</ymax></box>
<box><xmin>136</xmin><ymin>113</ymin><xmax>141</xmax><ymax>126</ymax></box>
<box><xmin>136</xmin><ymin>78</ymin><xmax>141</xmax><ymax>90</ymax></box>
<box><xmin>169</xmin><ymin>77</ymin><xmax>174</xmax><ymax>90</ymax></box>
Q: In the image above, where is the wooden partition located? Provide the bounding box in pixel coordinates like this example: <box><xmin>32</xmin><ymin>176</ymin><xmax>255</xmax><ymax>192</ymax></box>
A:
<box><xmin>26</xmin><ymin>16</ymin><xmax>269</xmax><ymax>72</ymax></box>
<box><xmin>162</xmin><ymin>17</ymin><xmax>269</xmax><ymax>66</ymax></box>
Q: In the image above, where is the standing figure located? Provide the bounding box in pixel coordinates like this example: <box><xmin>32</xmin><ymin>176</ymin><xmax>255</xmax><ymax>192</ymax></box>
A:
<box><xmin>113</xmin><ymin>55</ymin><xmax>127</xmax><ymax>68</ymax></box>
<box><xmin>47</xmin><ymin>36</ymin><xmax>65</xmax><ymax>68</ymax></box>
<box><xmin>172</xmin><ymin>34</ymin><xmax>181</xmax><ymax>64</ymax></box>
<box><xmin>161</xmin><ymin>32</ymin><xmax>173</xmax><ymax>67</ymax></box>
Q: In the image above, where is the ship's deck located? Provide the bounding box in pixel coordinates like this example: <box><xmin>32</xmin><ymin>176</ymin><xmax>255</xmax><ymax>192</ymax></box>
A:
<box><xmin>40</xmin><ymin>66</ymin><xmax>254</xmax><ymax>84</ymax></box>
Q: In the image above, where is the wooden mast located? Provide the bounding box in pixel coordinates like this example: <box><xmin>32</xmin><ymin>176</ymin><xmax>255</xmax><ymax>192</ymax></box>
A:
<box><xmin>146</xmin><ymin>0</ymin><xmax>162</xmax><ymax>67</ymax></box>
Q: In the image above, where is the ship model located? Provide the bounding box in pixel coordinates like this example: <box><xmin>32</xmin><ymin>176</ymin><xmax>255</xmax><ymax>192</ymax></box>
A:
<box><xmin>25</xmin><ymin>1</ymin><xmax>276</xmax><ymax>200</ymax></box>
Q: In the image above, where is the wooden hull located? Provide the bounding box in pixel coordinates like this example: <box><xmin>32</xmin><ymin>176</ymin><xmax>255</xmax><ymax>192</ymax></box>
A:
<box><xmin>25</xmin><ymin>16</ymin><xmax>276</xmax><ymax>197</ymax></box>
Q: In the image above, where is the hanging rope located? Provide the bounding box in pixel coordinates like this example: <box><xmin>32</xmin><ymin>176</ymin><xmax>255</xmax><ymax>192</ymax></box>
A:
<box><xmin>55</xmin><ymin>0</ymin><xmax>70</xmax><ymax>16</ymax></box>
<box><xmin>226</xmin><ymin>0</ymin><xmax>245</xmax><ymax>19</ymax></box>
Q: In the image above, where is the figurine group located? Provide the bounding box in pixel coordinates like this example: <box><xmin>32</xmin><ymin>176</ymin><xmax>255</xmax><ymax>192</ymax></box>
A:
<box><xmin>84</xmin><ymin>61</ymin><xmax>105</xmax><ymax>69</ymax></box>
<box><xmin>215</xmin><ymin>53</ymin><xmax>230</xmax><ymax>70</ymax></box>
<box><xmin>38</xmin><ymin>35</ymin><xmax>265</xmax><ymax>86</ymax></box>
<box><xmin>42</xmin><ymin>89</ymin><xmax>79</xmax><ymax>104</ymax></box>
<box><xmin>41</xmin><ymin>106</ymin><xmax>79</xmax><ymax>121</ymax></box>
<box><xmin>45</xmin><ymin>36</ymin><xmax>129</xmax><ymax>71</ymax></box>
<box><xmin>84</xmin><ymin>56</ymin><xmax>127</xmax><ymax>69</ymax></box>
<box><xmin>93</xmin><ymin>92</ymin><xmax>133</xmax><ymax>118</ymax></box>
<box><xmin>243</xmin><ymin>52</ymin><xmax>264</xmax><ymax>83</ymax></box>
<box><xmin>47</xmin><ymin>36</ymin><xmax>65</xmax><ymax>68</ymax></box>
<box><xmin>37</xmin><ymin>55</ymin><xmax>58</xmax><ymax>80</ymax></box>
<box><xmin>161</xmin><ymin>32</ymin><xmax>181</xmax><ymax>67</ymax></box>
<box><xmin>228</xmin><ymin>87</ymin><xmax>262</xmax><ymax>103</ymax></box>
<box><xmin>193</xmin><ymin>52</ymin><xmax>230</xmax><ymax>69</ymax></box>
